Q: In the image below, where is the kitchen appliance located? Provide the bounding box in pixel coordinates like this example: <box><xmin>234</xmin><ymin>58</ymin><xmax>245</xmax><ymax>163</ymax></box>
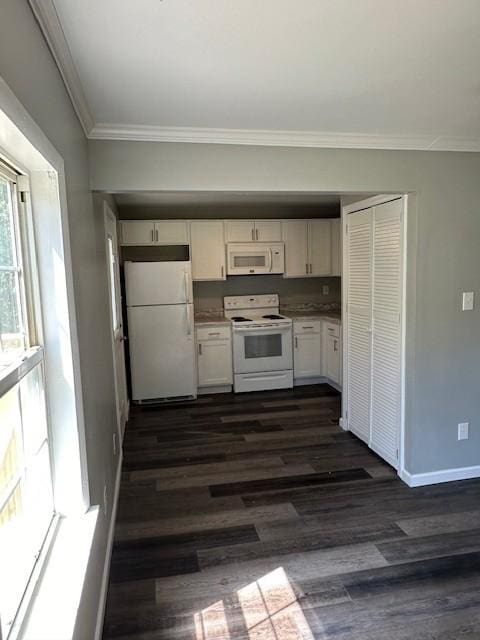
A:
<box><xmin>226</xmin><ymin>243</ymin><xmax>285</xmax><ymax>276</ymax></box>
<box><xmin>125</xmin><ymin>261</ymin><xmax>196</xmax><ymax>402</ymax></box>
<box><xmin>225</xmin><ymin>294</ymin><xmax>293</xmax><ymax>392</ymax></box>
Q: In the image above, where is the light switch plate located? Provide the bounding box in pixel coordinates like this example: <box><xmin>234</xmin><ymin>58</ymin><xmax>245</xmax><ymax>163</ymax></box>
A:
<box><xmin>462</xmin><ymin>291</ymin><xmax>474</xmax><ymax>311</ymax></box>
<box><xmin>458</xmin><ymin>422</ymin><xmax>469</xmax><ymax>440</ymax></box>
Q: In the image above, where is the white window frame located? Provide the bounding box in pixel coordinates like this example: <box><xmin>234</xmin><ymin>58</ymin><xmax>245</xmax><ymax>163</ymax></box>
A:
<box><xmin>0</xmin><ymin>161</ymin><xmax>57</xmax><ymax>639</ymax></box>
<box><xmin>0</xmin><ymin>78</ymin><xmax>92</xmax><ymax>640</ymax></box>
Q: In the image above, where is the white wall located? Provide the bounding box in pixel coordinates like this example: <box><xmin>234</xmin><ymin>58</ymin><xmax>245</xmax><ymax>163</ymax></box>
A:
<box><xmin>89</xmin><ymin>139</ymin><xmax>480</xmax><ymax>476</ymax></box>
<box><xmin>0</xmin><ymin>2</ymin><xmax>119</xmax><ymax>638</ymax></box>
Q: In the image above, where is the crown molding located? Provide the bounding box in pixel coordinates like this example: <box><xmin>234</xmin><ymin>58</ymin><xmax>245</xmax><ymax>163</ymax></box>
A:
<box><xmin>29</xmin><ymin>0</ymin><xmax>94</xmax><ymax>136</ymax></box>
<box><xmin>88</xmin><ymin>123</ymin><xmax>480</xmax><ymax>152</ymax></box>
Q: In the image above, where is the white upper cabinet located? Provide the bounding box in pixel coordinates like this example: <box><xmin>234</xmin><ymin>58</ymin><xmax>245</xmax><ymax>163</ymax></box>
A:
<box><xmin>225</xmin><ymin>220</ymin><xmax>255</xmax><ymax>242</ymax></box>
<box><xmin>120</xmin><ymin>221</ymin><xmax>155</xmax><ymax>245</ymax></box>
<box><xmin>282</xmin><ymin>220</ymin><xmax>309</xmax><ymax>277</ymax></box>
<box><xmin>225</xmin><ymin>220</ymin><xmax>282</xmax><ymax>242</ymax></box>
<box><xmin>254</xmin><ymin>220</ymin><xmax>282</xmax><ymax>242</ymax></box>
<box><xmin>155</xmin><ymin>221</ymin><xmax>189</xmax><ymax>245</ymax></box>
<box><xmin>331</xmin><ymin>219</ymin><xmax>342</xmax><ymax>276</ymax></box>
<box><xmin>120</xmin><ymin>220</ymin><xmax>188</xmax><ymax>245</ymax></box>
<box><xmin>282</xmin><ymin>219</ymin><xmax>332</xmax><ymax>277</ymax></box>
<box><xmin>190</xmin><ymin>221</ymin><xmax>226</xmax><ymax>281</ymax></box>
<box><xmin>309</xmin><ymin>220</ymin><xmax>332</xmax><ymax>276</ymax></box>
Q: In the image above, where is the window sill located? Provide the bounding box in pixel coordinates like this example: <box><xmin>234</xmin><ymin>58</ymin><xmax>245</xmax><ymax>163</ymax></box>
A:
<box><xmin>14</xmin><ymin>507</ymin><xmax>100</xmax><ymax>640</ymax></box>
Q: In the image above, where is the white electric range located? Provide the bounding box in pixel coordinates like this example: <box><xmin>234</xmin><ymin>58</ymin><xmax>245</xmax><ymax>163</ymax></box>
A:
<box><xmin>224</xmin><ymin>294</ymin><xmax>293</xmax><ymax>393</ymax></box>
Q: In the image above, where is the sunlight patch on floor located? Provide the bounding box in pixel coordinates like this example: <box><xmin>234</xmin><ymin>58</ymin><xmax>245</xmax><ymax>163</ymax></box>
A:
<box><xmin>194</xmin><ymin>567</ymin><xmax>315</xmax><ymax>639</ymax></box>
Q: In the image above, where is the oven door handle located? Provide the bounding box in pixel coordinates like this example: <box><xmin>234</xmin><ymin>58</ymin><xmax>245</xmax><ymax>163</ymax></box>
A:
<box><xmin>234</xmin><ymin>325</ymin><xmax>291</xmax><ymax>333</ymax></box>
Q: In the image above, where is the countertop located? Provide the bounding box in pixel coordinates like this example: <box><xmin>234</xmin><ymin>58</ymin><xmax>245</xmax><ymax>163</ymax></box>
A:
<box><xmin>194</xmin><ymin>312</ymin><xmax>230</xmax><ymax>326</ymax></box>
<box><xmin>282</xmin><ymin>310</ymin><xmax>342</xmax><ymax>324</ymax></box>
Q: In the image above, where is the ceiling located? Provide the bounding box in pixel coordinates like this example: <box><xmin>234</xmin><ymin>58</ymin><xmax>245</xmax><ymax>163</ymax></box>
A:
<box><xmin>33</xmin><ymin>0</ymin><xmax>480</xmax><ymax>151</ymax></box>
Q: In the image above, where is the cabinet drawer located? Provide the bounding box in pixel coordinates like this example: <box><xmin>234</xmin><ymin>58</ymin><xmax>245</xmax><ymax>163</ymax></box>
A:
<box><xmin>196</xmin><ymin>326</ymin><xmax>231</xmax><ymax>341</ymax></box>
<box><xmin>324</xmin><ymin>322</ymin><xmax>340</xmax><ymax>338</ymax></box>
<box><xmin>294</xmin><ymin>320</ymin><xmax>321</xmax><ymax>335</ymax></box>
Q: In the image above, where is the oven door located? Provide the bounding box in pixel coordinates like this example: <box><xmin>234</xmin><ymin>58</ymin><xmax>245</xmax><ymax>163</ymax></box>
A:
<box><xmin>233</xmin><ymin>324</ymin><xmax>293</xmax><ymax>373</ymax></box>
<box><xmin>227</xmin><ymin>244</ymin><xmax>271</xmax><ymax>275</ymax></box>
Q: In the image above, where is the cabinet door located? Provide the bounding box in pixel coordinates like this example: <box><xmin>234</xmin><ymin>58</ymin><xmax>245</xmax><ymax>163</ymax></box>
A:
<box><xmin>120</xmin><ymin>221</ymin><xmax>155</xmax><ymax>246</ymax></box>
<box><xmin>190</xmin><ymin>221</ymin><xmax>226</xmax><ymax>281</ymax></box>
<box><xmin>282</xmin><ymin>221</ymin><xmax>309</xmax><ymax>277</ymax></box>
<box><xmin>197</xmin><ymin>340</ymin><xmax>233</xmax><ymax>386</ymax></box>
<box><xmin>225</xmin><ymin>220</ymin><xmax>255</xmax><ymax>242</ymax></box>
<box><xmin>154</xmin><ymin>221</ymin><xmax>189</xmax><ymax>244</ymax></box>
<box><xmin>294</xmin><ymin>332</ymin><xmax>322</xmax><ymax>378</ymax></box>
<box><xmin>309</xmin><ymin>220</ymin><xmax>332</xmax><ymax>276</ymax></box>
<box><xmin>325</xmin><ymin>335</ymin><xmax>341</xmax><ymax>384</ymax></box>
<box><xmin>331</xmin><ymin>219</ymin><xmax>342</xmax><ymax>276</ymax></box>
<box><xmin>254</xmin><ymin>220</ymin><xmax>282</xmax><ymax>242</ymax></box>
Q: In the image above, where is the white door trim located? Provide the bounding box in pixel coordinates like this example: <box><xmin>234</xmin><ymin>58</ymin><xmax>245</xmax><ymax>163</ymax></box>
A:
<box><xmin>341</xmin><ymin>194</ymin><xmax>408</xmax><ymax>481</ymax></box>
<box><xmin>104</xmin><ymin>202</ymin><xmax>128</xmax><ymax>440</ymax></box>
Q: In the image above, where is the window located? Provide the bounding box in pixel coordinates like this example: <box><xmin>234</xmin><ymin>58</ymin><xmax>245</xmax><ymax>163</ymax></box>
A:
<box><xmin>0</xmin><ymin>163</ymin><xmax>54</xmax><ymax>639</ymax></box>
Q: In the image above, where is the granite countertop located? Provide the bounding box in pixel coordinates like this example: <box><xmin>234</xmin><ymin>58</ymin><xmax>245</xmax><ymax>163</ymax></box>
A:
<box><xmin>284</xmin><ymin>311</ymin><xmax>342</xmax><ymax>323</ymax></box>
<box><xmin>194</xmin><ymin>311</ymin><xmax>230</xmax><ymax>326</ymax></box>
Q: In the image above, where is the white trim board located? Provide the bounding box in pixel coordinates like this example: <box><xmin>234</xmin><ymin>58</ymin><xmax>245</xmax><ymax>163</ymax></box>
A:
<box><xmin>29</xmin><ymin>0</ymin><xmax>94</xmax><ymax>136</ymax></box>
<box><xmin>93</xmin><ymin>453</ymin><xmax>123</xmax><ymax>640</ymax></box>
<box><xmin>401</xmin><ymin>465</ymin><xmax>480</xmax><ymax>488</ymax></box>
<box><xmin>88</xmin><ymin>124</ymin><xmax>480</xmax><ymax>152</ymax></box>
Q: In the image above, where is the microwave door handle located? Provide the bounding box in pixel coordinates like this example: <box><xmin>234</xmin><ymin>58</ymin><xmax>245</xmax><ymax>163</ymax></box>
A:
<box><xmin>268</xmin><ymin>248</ymin><xmax>273</xmax><ymax>272</ymax></box>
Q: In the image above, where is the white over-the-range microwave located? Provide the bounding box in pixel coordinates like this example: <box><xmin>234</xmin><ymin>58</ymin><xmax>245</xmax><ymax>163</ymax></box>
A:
<box><xmin>226</xmin><ymin>242</ymin><xmax>285</xmax><ymax>275</ymax></box>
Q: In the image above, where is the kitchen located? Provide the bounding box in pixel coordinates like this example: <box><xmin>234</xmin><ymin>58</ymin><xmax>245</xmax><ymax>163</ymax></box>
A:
<box><xmin>116</xmin><ymin>193</ymin><xmax>343</xmax><ymax>404</ymax></box>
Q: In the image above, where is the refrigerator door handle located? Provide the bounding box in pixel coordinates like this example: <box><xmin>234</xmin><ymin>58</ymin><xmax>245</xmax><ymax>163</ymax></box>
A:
<box><xmin>186</xmin><ymin>304</ymin><xmax>192</xmax><ymax>336</ymax></box>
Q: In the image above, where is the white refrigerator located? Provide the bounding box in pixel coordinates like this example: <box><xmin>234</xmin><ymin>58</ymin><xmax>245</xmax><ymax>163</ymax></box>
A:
<box><xmin>125</xmin><ymin>261</ymin><xmax>196</xmax><ymax>402</ymax></box>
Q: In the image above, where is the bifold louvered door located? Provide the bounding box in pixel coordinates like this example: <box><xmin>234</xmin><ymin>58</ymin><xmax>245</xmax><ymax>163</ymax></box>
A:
<box><xmin>346</xmin><ymin>210</ymin><xmax>373</xmax><ymax>445</ymax></box>
<box><xmin>346</xmin><ymin>198</ymin><xmax>403</xmax><ymax>470</ymax></box>
<box><xmin>370</xmin><ymin>199</ymin><xmax>403</xmax><ymax>467</ymax></box>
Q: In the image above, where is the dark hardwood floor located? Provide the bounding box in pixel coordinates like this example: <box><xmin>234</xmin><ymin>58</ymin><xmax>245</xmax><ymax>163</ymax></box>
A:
<box><xmin>103</xmin><ymin>384</ymin><xmax>480</xmax><ymax>639</ymax></box>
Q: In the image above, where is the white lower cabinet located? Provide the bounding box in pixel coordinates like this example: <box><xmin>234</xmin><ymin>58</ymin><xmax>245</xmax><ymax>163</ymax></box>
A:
<box><xmin>196</xmin><ymin>325</ymin><xmax>233</xmax><ymax>388</ymax></box>
<box><xmin>324</xmin><ymin>322</ymin><xmax>342</xmax><ymax>386</ymax></box>
<box><xmin>293</xmin><ymin>321</ymin><xmax>322</xmax><ymax>378</ymax></box>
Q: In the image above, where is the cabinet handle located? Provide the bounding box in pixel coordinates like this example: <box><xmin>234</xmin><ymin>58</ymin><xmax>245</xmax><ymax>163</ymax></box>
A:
<box><xmin>295</xmin><ymin>336</ymin><xmax>298</xmax><ymax>349</ymax></box>
<box><xmin>198</xmin><ymin>343</ymin><xmax>202</xmax><ymax>355</ymax></box>
<box><xmin>333</xmin><ymin>340</ymin><xmax>338</xmax><ymax>352</ymax></box>
<box><xmin>208</xmin><ymin>332</ymin><xmax>220</xmax><ymax>336</ymax></box>
<box><xmin>309</xmin><ymin>263</ymin><xmax>312</xmax><ymax>274</ymax></box>
<box><xmin>305</xmin><ymin>263</ymin><xmax>308</xmax><ymax>275</ymax></box>
<box><xmin>302</xmin><ymin>326</ymin><xmax>314</xmax><ymax>330</ymax></box>
<box><xmin>221</xmin><ymin>265</ymin><xmax>224</xmax><ymax>278</ymax></box>
<box><xmin>252</xmin><ymin>228</ymin><xmax>255</xmax><ymax>241</ymax></box>
<box><xmin>155</xmin><ymin>229</ymin><xmax>159</xmax><ymax>242</ymax></box>
<box><xmin>256</xmin><ymin>228</ymin><xmax>259</xmax><ymax>241</ymax></box>
<box><xmin>151</xmin><ymin>228</ymin><xmax>154</xmax><ymax>242</ymax></box>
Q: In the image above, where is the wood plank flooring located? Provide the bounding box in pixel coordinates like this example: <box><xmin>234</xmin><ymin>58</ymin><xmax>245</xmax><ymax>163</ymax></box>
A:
<box><xmin>102</xmin><ymin>384</ymin><xmax>480</xmax><ymax>640</ymax></box>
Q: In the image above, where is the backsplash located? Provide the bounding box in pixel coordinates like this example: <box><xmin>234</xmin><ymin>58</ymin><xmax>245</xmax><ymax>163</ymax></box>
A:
<box><xmin>193</xmin><ymin>274</ymin><xmax>341</xmax><ymax>310</ymax></box>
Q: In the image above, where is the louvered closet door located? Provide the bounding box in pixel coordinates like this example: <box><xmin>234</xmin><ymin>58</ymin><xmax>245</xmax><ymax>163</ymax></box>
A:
<box><xmin>370</xmin><ymin>199</ymin><xmax>403</xmax><ymax>468</ymax></box>
<box><xmin>346</xmin><ymin>210</ymin><xmax>373</xmax><ymax>445</ymax></box>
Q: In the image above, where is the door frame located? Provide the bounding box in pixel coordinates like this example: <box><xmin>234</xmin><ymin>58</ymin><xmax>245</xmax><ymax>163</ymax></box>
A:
<box><xmin>104</xmin><ymin>202</ymin><xmax>128</xmax><ymax>441</ymax></box>
<box><xmin>341</xmin><ymin>193</ymin><xmax>408</xmax><ymax>478</ymax></box>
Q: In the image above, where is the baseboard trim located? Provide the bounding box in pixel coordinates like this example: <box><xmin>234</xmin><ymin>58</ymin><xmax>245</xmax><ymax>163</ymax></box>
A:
<box><xmin>400</xmin><ymin>464</ymin><xmax>480</xmax><ymax>487</ymax></box>
<box><xmin>94</xmin><ymin>453</ymin><xmax>123</xmax><ymax>640</ymax></box>
<box><xmin>198</xmin><ymin>385</ymin><xmax>232</xmax><ymax>395</ymax></box>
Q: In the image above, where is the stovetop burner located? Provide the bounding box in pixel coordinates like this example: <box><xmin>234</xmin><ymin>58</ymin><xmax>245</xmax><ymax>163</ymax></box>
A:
<box><xmin>262</xmin><ymin>314</ymin><xmax>284</xmax><ymax>320</ymax></box>
<box><xmin>231</xmin><ymin>316</ymin><xmax>252</xmax><ymax>322</ymax></box>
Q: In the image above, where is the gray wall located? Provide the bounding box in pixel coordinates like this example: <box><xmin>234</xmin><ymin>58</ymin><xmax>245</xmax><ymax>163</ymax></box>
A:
<box><xmin>0</xmin><ymin>2</ymin><xmax>118</xmax><ymax>638</ymax></box>
<box><xmin>194</xmin><ymin>276</ymin><xmax>340</xmax><ymax>310</ymax></box>
<box><xmin>89</xmin><ymin>139</ymin><xmax>480</xmax><ymax>476</ymax></box>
